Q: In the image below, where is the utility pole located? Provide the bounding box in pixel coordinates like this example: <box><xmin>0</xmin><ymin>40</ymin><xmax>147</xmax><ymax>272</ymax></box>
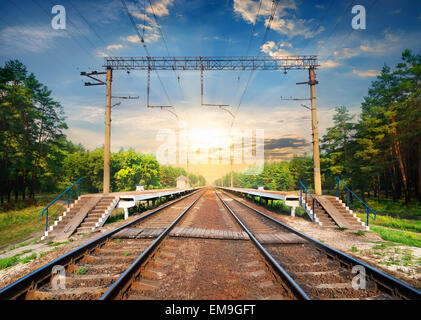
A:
<box><xmin>295</xmin><ymin>66</ymin><xmax>321</xmax><ymax>195</ymax></box>
<box><xmin>104</xmin><ymin>66</ymin><xmax>112</xmax><ymax>194</ymax></box>
<box><xmin>309</xmin><ymin>67</ymin><xmax>321</xmax><ymax>195</ymax></box>
<box><xmin>81</xmin><ymin>68</ymin><xmax>139</xmax><ymax>194</ymax></box>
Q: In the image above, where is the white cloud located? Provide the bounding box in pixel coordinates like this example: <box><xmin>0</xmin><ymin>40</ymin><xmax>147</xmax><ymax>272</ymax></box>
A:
<box><xmin>267</xmin><ymin>16</ymin><xmax>324</xmax><ymax>39</ymax></box>
<box><xmin>0</xmin><ymin>25</ymin><xmax>67</xmax><ymax>53</ymax></box>
<box><xmin>106</xmin><ymin>44</ymin><xmax>123</xmax><ymax>50</ymax></box>
<box><xmin>122</xmin><ymin>1</ymin><xmax>174</xmax><ymax>45</ymax></box>
<box><xmin>352</xmin><ymin>69</ymin><xmax>380</xmax><ymax>77</ymax></box>
<box><xmin>261</xmin><ymin>41</ymin><xmax>292</xmax><ymax>57</ymax></box>
<box><xmin>332</xmin><ymin>47</ymin><xmax>359</xmax><ymax>60</ymax></box>
<box><xmin>233</xmin><ymin>0</ymin><xmax>323</xmax><ymax>39</ymax></box>
<box><xmin>204</xmin><ymin>36</ymin><xmax>233</xmax><ymax>42</ymax></box>
<box><xmin>359</xmin><ymin>45</ymin><xmax>384</xmax><ymax>54</ymax></box>
<box><xmin>96</xmin><ymin>49</ymin><xmax>109</xmax><ymax>58</ymax></box>
<box><xmin>146</xmin><ymin>0</ymin><xmax>174</xmax><ymax>17</ymax></box>
<box><xmin>320</xmin><ymin>60</ymin><xmax>341</xmax><ymax>68</ymax></box>
<box><xmin>233</xmin><ymin>0</ymin><xmax>296</xmax><ymax>24</ymax></box>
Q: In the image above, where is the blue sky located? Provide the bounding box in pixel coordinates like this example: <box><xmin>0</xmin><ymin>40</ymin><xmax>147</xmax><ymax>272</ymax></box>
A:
<box><xmin>1</xmin><ymin>0</ymin><xmax>421</xmax><ymax>181</ymax></box>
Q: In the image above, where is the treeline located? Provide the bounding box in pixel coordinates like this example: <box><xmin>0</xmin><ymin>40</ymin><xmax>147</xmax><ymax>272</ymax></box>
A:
<box><xmin>215</xmin><ymin>157</ymin><xmax>313</xmax><ymax>191</ymax></box>
<box><xmin>321</xmin><ymin>50</ymin><xmax>420</xmax><ymax>204</ymax></box>
<box><xmin>217</xmin><ymin>50</ymin><xmax>421</xmax><ymax>204</ymax></box>
<box><xmin>61</xmin><ymin>144</ymin><xmax>206</xmax><ymax>193</ymax></box>
<box><xmin>0</xmin><ymin>60</ymin><xmax>67</xmax><ymax>203</ymax></box>
<box><xmin>0</xmin><ymin>60</ymin><xmax>205</xmax><ymax>203</ymax></box>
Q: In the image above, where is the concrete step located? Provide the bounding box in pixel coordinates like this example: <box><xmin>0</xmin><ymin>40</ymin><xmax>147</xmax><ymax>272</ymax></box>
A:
<box><xmin>76</xmin><ymin>226</ymin><xmax>95</xmax><ymax>233</ymax></box>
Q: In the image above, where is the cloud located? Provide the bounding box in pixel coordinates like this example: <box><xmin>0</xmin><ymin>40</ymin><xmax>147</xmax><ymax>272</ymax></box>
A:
<box><xmin>146</xmin><ymin>0</ymin><xmax>174</xmax><ymax>17</ymax></box>
<box><xmin>320</xmin><ymin>60</ymin><xmax>341</xmax><ymax>68</ymax></box>
<box><xmin>352</xmin><ymin>69</ymin><xmax>380</xmax><ymax>77</ymax></box>
<box><xmin>106</xmin><ymin>44</ymin><xmax>123</xmax><ymax>50</ymax></box>
<box><xmin>204</xmin><ymin>36</ymin><xmax>233</xmax><ymax>42</ymax></box>
<box><xmin>0</xmin><ymin>25</ymin><xmax>67</xmax><ymax>53</ymax></box>
<box><xmin>122</xmin><ymin>1</ymin><xmax>173</xmax><ymax>45</ymax></box>
<box><xmin>234</xmin><ymin>0</ymin><xmax>323</xmax><ymax>39</ymax></box>
<box><xmin>233</xmin><ymin>0</ymin><xmax>296</xmax><ymax>24</ymax></box>
<box><xmin>332</xmin><ymin>47</ymin><xmax>359</xmax><ymax>60</ymax></box>
<box><xmin>96</xmin><ymin>49</ymin><xmax>109</xmax><ymax>58</ymax></box>
<box><xmin>267</xmin><ymin>16</ymin><xmax>324</xmax><ymax>39</ymax></box>
<box><xmin>359</xmin><ymin>45</ymin><xmax>384</xmax><ymax>54</ymax></box>
<box><xmin>261</xmin><ymin>40</ymin><xmax>293</xmax><ymax>57</ymax></box>
<box><xmin>391</xmin><ymin>9</ymin><xmax>401</xmax><ymax>15</ymax></box>
<box><xmin>264</xmin><ymin>136</ymin><xmax>310</xmax><ymax>160</ymax></box>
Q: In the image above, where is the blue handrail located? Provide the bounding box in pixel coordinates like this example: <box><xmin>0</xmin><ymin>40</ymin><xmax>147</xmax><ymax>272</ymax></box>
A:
<box><xmin>336</xmin><ymin>177</ymin><xmax>376</xmax><ymax>226</ymax></box>
<box><xmin>41</xmin><ymin>178</ymin><xmax>83</xmax><ymax>232</ymax></box>
<box><xmin>299</xmin><ymin>180</ymin><xmax>319</xmax><ymax>221</ymax></box>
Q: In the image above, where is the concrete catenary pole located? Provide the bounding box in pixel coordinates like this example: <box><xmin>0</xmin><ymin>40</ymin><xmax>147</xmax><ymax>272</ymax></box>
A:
<box><xmin>230</xmin><ymin>142</ymin><xmax>234</xmax><ymax>187</ymax></box>
<box><xmin>103</xmin><ymin>66</ymin><xmax>112</xmax><ymax>194</ymax></box>
<box><xmin>309</xmin><ymin>66</ymin><xmax>322</xmax><ymax>195</ymax></box>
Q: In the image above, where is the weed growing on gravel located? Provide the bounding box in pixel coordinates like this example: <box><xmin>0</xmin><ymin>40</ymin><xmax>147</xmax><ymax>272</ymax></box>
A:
<box><xmin>21</xmin><ymin>253</ymin><xmax>37</xmax><ymax>264</ymax></box>
<box><xmin>124</xmin><ymin>252</ymin><xmax>130</xmax><ymax>256</ymax></box>
<box><xmin>0</xmin><ymin>255</ymin><xmax>21</xmax><ymax>269</ymax></box>
<box><xmin>353</xmin><ymin>230</ymin><xmax>366</xmax><ymax>236</ymax></box>
<box><xmin>350</xmin><ymin>246</ymin><xmax>358</xmax><ymax>252</ymax></box>
<box><xmin>76</xmin><ymin>267</ymin><xmax>87</xmax><ymax>275</ymax></box>
<box><xmin>39</xmin><ymin>250</ymin><xmax>52</xmax><ymax>258</ymax></box>
<box><xmin>402</xmin><ymin>252</ymin><xmax>414</xmax><ymax>266</ymax></box>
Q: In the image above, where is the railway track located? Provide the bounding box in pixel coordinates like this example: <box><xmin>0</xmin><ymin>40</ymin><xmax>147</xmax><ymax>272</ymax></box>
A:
<box><xmin>216</xmin><ymin>189</ymin><xmax>421</xmax><ymax>300</ymax></box>
<box><xmin>2</xmin><ymin>187</ymin><xmax>419</xmax><ymax>300</ymax></box>
<box><xmin>102</xmin><ymin>188</ymin><xmax>306</xmax><ymax>300</ymax></box>
<box><xmin>0</xmin><ymin>189</ymin><xmax>203</xmax><ymax>300</ymax></box>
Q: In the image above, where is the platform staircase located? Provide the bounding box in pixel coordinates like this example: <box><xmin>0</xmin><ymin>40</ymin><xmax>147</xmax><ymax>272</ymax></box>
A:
<box><xmin>299</xmin><ymin>179</ymin><xmax>372</xmax><ymax>231</ymax></box>
<box><xmin>41</xmin><ymin>179</ymin><xmax>120</xmax><ymax>240</ymax></box>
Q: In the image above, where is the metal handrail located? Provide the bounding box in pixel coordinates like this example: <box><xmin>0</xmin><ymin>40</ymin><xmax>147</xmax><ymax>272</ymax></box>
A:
<box><xmin>41</xmin><ymin>178</ymin><xmax>83</xmax><ymax>232</ymax></box>
<box><xmin>299</xmin><ymin>180</ymin><xmax>319</xmax><ymax>221</ymax></box>
<box><xmin>336</xmin><ymin>177</ymin><xmax>376</xmax><ymax>226</ymax></box>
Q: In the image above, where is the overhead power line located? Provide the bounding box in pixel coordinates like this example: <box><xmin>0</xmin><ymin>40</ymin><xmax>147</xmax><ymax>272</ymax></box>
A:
<box><xmin>120</xmin><ymin>0</ymin><xmax>173</xmax><ymax>106</ymax></box>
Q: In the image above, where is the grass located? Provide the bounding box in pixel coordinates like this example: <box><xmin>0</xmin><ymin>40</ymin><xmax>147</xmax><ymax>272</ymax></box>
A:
<box><xmin>0</xmin><ymin>255</ymin><xmax>21</xmax><ymax>269</ymax></box>
<box><xmin>21</xmin><ymin>253</ymin><xmax>37</xmax><ymax>264</ymax></box>
<box><xmin>350</xmin><ymin>246</ymin><xmax>358</xmax><ymax>252</ymax></box>
<box><xmin>357</xmin><ymin>213</ymin><xmax>421</xmax><ymax>233</ymax></box>
<box><xmin>104</xmin><ymin>209</ymin><xmax>125</xmax><ymax>225</ymax></box>
<box><xmin>350</xmin><ymin>197</ymin><xmax>421</xmax><ymax>218</ymax></box>
<box><xmin>370</xmin><ymin>226</ymin><xmax>421</xmax><ymax>248</ymax></box>
<box><xmin>76</xmin><ymin>266</ymin><xmax>87</xmax><ymax>275</ymax></box>
<box><xmin>353</xmin><ymin>230</ymin><xmax>366</xmax><ymax>236</ymax></box>
<box><xmin>0</xmin><ymin>250</ymin><xmax>37</xmax><ymax>270</ymax></box>
<box><xmin>0</xmin><ymin>203</ymin><xmax>49</xmax><ymax>248</ymax></box>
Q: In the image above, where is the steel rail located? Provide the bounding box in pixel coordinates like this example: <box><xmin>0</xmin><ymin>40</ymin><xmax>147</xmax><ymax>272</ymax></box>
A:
<box><xmin>101</xmin><ymin>191</ymin><xmax>205</xmax><ymax>300</ymax></box>
<box><xmin>215</xmin><ymin>191</ymin><xmax>310</xmax><ymax>300</ymax></box>
<box><xmin>0</xmin><ymin>189</ymin><xmax>201</xmax><ymax>300</ymax></box>
<box><xmin>219</xmin><ymin>189</ymin><xmax>421</xmax><ymax>300</ymax></box>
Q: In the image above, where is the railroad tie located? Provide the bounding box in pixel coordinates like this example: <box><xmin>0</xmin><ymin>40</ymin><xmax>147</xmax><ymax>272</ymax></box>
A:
<box><xmin>168</xmin><ymin>227</ymin><xmax>249</xmax><ymax>240</ymax></box>
<box><xmin>111</xmin><ymin>228</ymin><xmax>143</xmax><ymax>239</ymax></box>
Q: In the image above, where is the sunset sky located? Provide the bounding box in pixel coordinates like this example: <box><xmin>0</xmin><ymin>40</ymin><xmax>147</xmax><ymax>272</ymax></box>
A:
<box><xmin>1</xmin><ymin>0</ymin><xmax>420</xmax><ymax>183</ymax></box>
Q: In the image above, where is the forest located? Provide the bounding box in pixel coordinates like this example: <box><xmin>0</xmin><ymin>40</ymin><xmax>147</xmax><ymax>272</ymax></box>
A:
<box><xmin>216</xmin><ymin>50</ymin><xmax>421</xmax><ymax>204</ymax></box>
<box><xmin>0</xmin><ymin>60</ymin><xmax>205</xmax><ymax>203</ymax></box>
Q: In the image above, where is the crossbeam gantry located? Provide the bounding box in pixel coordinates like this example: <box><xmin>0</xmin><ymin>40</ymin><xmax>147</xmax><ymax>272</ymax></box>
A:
<box><xmin>103</xmin><ymin>56</ymin><xmax>319</xmax><ymax>71</ymax></box>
